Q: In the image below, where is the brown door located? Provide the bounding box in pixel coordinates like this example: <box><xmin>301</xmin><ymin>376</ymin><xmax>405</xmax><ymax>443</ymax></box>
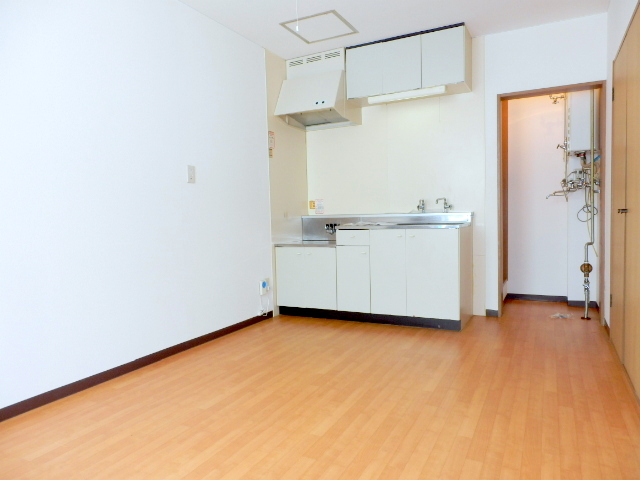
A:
<box><xmin>610</xmin><ymin>32</ymin><xmax>628</xmax><ymax>360</ymax></box>
<box><xmin>612</xmin><ymin>7</ymin><xmax>640</xmax><ymax>394</ymax></box>
<box><xmin>623</xmin><ymin>12</ymin><xmax>640</xmax><ymax>390</ymax></box>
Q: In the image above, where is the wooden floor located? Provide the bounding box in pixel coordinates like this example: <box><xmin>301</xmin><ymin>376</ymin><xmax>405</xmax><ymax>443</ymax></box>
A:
<box><xmin>1</xmin><ymin>300</ymin><xmax>639</xmax><ymax>479</ymax></box>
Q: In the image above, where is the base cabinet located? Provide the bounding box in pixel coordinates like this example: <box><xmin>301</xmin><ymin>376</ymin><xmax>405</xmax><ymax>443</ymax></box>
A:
<box><xmin>370</xmin><ymin>230</ymin><xmax>407</xmax><ymax>316</ymax></box>
<box><xmin>337</xmin><ymin>246</ymin><xmax>371</xmax><ymax>313</ymax></box>
<box><xmin>275</xmin><ymin>247</ymin><xmax>336</xmax><ymax>310</ymax></box>
<box><xmin>275</xmin><ymin>227</ymin><xmax>472</xmax><ymax>329</ymax></box>
<box><xmin>406</xmin><ymin>229</ymin><xmax>460</xmax><ymax>320</ymax></box>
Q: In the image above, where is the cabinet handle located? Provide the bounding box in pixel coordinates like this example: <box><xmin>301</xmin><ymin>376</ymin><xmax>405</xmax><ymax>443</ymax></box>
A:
<box><xmin>296</xmin><ymin>253</ymin><xmax>302</xmax><ymax>255</ymax></box>
<box><xmin>397</xmin><ymin>234</ymin><xmax>403</xmax><ymax>238</ymax></box>
<box><xmin>409</xmin><ymin>234</ymin><xmax>415</xmax><ymax>238</ymax></box>
<box><xmin>350</xmin><ymin>235</ymin><xmax>356</xmax><ymax>238</ymax></box>
<box><xmin>360</xmin><ymin>251</ymin><xmax>367</xmax><ymax>254</ymax></box>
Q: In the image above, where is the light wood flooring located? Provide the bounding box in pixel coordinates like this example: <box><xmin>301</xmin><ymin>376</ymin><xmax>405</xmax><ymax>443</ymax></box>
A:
<box><xmin>1</xmin><ymin>300</ymin><xmax>639</xmax><ymax>479</ymax></box>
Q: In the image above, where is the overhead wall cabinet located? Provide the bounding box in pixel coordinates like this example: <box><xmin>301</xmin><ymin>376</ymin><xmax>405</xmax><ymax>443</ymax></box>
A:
<box><xmin>346</xmin><ymin>36</ymin><xmax>422</xmax><ymax>99</ymax></box>
<box><xmin>421</xmin><ymin>25</ymin><xmax>471</xmax><ymax>92</ymax></box>
<box><xmin>346</xmin><ymin>24</ymin><xmax>472</xmax><ymax>104</ymax></box>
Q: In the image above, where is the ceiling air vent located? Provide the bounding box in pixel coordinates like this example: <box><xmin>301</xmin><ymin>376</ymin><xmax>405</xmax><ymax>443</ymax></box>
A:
<box><xmin>285</xmin><ymin>48</ymin><xmax>346</xmax><ymax>79</ymax></box>
<box><xmin>324</xmin><ymin>50</ymin><xmax>342</xmax><ymax>59</ymax></box>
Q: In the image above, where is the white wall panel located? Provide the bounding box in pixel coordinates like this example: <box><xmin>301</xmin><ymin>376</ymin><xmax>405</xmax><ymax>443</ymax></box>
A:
<box><xmin>0</xmin><ymin>0</ymin><xmax>272</xmax><ymax>409</ymax></box>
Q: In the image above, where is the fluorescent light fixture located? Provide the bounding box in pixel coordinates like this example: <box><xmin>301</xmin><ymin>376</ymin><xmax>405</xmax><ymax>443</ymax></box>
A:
<box><xmin>368</xmin><ymin>85</ymin><xmax>447</xmax><ymax>104</ymax></box>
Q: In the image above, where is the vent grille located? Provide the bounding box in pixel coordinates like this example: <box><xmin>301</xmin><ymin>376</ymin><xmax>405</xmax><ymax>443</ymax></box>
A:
<box><xmin>285</xmin><ymin>48</ymin><xmax>345</xmax><ymax>79</ymax></box>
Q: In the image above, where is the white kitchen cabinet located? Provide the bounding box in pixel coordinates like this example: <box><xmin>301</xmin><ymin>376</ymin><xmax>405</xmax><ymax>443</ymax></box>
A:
<box><xmin>347</xmin><ymin>25</ymin><xmax>471</xmax><ymax>101</ymax></box>
<box><xmin>346</xmin><ymin>42</ymin><xmax>384</xmax><ymax>99</ymax></box>
<box><xmin>370</xmin><ymin>230</ymin><xmax>407</xmax><ymax>316</ymax></box>
<box><xmin>275</xmin><ymin>247</ymin><xmax>336</xmax><ymax>310</ymax></box>
<box><xmin>406</xmin><ymin>229</ymin><xmax>460</xmax><ymax>320</ymax></box>
<box><xmin>337</xmin><ymin>246</ymin><xmax>370</xmax><ymax>313</ymax></box>
<box><xmin>336</xmin><ymin>229</ymin><xmax>370</xmax><ymax>246</ymax></box>
<box><xmin>382</xmin><ymin>36</ymin><xmax>422</xmax><ymax>96</ymax></box>
<box><xmin>421</xmin><ymin>25</ymin><xmax>471</xmax><ymax>92</ymax></box>
<box><xmin>406</xmin><ymin>227</ymin><xmax>473</xmax><ymax>325</ymax></box>
<box><xmin>346</xmin><ymin>36</ymin><xmax>421</xmax><ymax>99</ymax></box>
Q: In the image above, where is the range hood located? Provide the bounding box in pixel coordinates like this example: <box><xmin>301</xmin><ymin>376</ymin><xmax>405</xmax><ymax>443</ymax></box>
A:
<box><xmin>275</xmin><ymin>49</ymin><xmax>361</xmax><ymax>131</ymax></box>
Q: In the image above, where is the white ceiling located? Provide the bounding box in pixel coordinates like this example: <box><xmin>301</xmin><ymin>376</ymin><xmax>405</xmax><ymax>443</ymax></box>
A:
<box><xmin>179</xmin><ymin>0</ymin><xmax>610</xmax><ymax>60</ymax></box>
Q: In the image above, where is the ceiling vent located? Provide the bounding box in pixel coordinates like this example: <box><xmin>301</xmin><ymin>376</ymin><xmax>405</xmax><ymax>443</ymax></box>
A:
<box><xmin>286</xmin><ymin>49</ymin><xmax>344</xmax><ymax>79</ymax></box>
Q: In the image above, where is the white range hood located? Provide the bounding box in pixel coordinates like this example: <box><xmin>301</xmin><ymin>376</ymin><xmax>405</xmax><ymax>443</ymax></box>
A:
<box><xmin>275</xmin><ymin>49</ymin><xmax>361</xmax><ymax>131</ymax></box>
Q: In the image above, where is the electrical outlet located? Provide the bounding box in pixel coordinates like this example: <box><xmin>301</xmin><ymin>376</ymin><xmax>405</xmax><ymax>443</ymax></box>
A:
<box><xmin>260</xmin><ymin>279</ymin><xmax>270</xmax><ymax>295</ymax></box>
<box><xmin>187</xmin><ymin>165</ymin><xmax>196</xmax><ymax>183</ymax></box>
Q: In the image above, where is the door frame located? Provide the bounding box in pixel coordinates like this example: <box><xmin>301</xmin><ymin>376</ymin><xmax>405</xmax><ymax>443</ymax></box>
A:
<box><xmin>496</xmin><ymin>81</ymin><xmax>606</xmax><ymax>316</ymax></box>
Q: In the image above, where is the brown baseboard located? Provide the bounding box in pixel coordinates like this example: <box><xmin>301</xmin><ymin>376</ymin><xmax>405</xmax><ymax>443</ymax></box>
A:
<box><xmin>0</xmin><ymin>312</ymin><xmax>272</xmax><ymax>423</ymax></box>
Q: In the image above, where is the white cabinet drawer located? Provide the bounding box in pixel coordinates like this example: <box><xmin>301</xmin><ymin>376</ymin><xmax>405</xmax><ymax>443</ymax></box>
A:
<box><xmin>336</xmin><ymin>229</ymin><xmax>370</xmax><ymax>245</ymax></box>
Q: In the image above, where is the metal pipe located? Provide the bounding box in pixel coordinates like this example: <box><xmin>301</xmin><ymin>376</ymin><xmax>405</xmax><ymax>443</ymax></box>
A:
<box><xmin>581</xmin><ymin>89</ymin><xmax>596</xmax><ymax>320</ymax></box>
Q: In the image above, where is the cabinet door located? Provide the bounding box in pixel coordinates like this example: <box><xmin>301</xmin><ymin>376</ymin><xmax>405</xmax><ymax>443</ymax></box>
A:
<box><xmin>406</xmin><ymin>229</ymin><xmax>460</xmax><ymax>320</ymax></box>
<box><xmin>275</xmin><ymin>247</ymin><xmax>336</xmax><ymax>310</ymax></box>
<box><xmin>382</xmin><ymin>35</ymin><xmax>422</xmax><ymax>95</ymax></box>
<box><xmin>370</xmin><ymin>230</ymin><xmax>406</xmax><ymax>316</ymax></box>
<box><xmin>275</xmin><ymin>247</ymin><xmax>308</xmax><ymax>308</ymax></box>
<box><xmin>346</xmin><ymin>42</ymin><xmax>384</xmax><ymax>99</ymax></box>
<box><xmin>304</xmin><ymin>248</ymin><xmax>337</xmax><ymax>310</ymax></box>
<box><xmin>337</xmin><ymin>246</ymin><xmax>370</xmax><ymax>313</ymax></box>
<box><xmin>421</xmin><ymin>26</ymin><xmax>466</xmax><ymax>88</ymax></box>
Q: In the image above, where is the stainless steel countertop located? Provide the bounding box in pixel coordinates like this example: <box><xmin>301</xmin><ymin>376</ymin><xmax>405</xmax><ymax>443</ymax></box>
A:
<box><xmin>337</xmin><ymin>222</ymin><xmax>470</xmax><ymax>230</ymax></box>
<box><xmin>302</xmin><ymin>212</ymin><xmax>473</xmax><ymax>240</ymax></box>
<box><xmin>274</xmin><ymin>240</ymin><xmax>336</xmax><ymax>247</ymax></box>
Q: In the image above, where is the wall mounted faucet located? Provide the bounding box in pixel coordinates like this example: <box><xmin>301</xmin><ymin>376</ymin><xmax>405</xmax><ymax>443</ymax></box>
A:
<box><xmin>436</xmin><ymin>197</ymin><xmax>452</xmax><ymax>213</ymax></box>
<box><xmin>417</xmin><ymin>199</ymin><xmax>425</xmax><ymax>213</ymax></box>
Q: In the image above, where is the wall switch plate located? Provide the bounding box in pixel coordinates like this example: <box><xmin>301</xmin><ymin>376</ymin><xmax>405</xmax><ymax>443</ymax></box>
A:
<box><xmin>260</xmin><ymin>279</ymin><xmax>270</xmax><ymax>295</ymax></box>
<box><xmin>187</xmin><ymin>165</ymin><xmax>196</xmax><ymax>183</ymax></box>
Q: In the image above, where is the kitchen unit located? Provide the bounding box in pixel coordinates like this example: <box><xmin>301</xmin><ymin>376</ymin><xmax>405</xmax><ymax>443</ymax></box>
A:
<box><xmin>275</xmin><ymin>213</ymin><xmax>473</xmax><ymax>331</ymax></box>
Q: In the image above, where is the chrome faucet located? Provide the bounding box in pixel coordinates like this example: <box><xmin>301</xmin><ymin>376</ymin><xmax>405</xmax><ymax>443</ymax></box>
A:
<box><xmin>417</xmin><ymin>199</ymin><xmax>425</xmax><ymax>213</ymax></box>
<box><xmin>436</xmin><ymin>197</ymin><xmax>452</xmax><ymax>213</ymax></box>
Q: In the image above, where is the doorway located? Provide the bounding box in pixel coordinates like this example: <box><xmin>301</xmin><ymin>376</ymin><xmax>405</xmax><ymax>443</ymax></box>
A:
<box><xmin>499</xmin><ymin>83</ymin><xmax>604</xmax><ymax>315</ymax></box>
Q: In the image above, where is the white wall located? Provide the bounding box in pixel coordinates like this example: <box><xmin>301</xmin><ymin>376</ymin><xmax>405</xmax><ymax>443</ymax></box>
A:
<box><xmin>602</xmin><ymin>0</ymin><xmax>639</xmax><ymax>325</ymax></box>
<box><xmin>484</xmin><ymin>14</ymin><xmax>608</xmax><ymax>312</ymax></box>
<box><xmin>265</xmin><ymin>51</ymin><xmax>308</xmax><ymax>243</ymax></box>
<box><xmin>507</xmin><ymin>96</ymin><xmax>568</xmax><ymax>296</ymax></box>
<box><xmin>0</xmin><ymin>0</ymin><xmax>272</xmax><ymax>409</ymax></box>
<box><xmin>307</xmin><ymin>38</ymin><xmax>486</xmax><ymax>315</ymax></box>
